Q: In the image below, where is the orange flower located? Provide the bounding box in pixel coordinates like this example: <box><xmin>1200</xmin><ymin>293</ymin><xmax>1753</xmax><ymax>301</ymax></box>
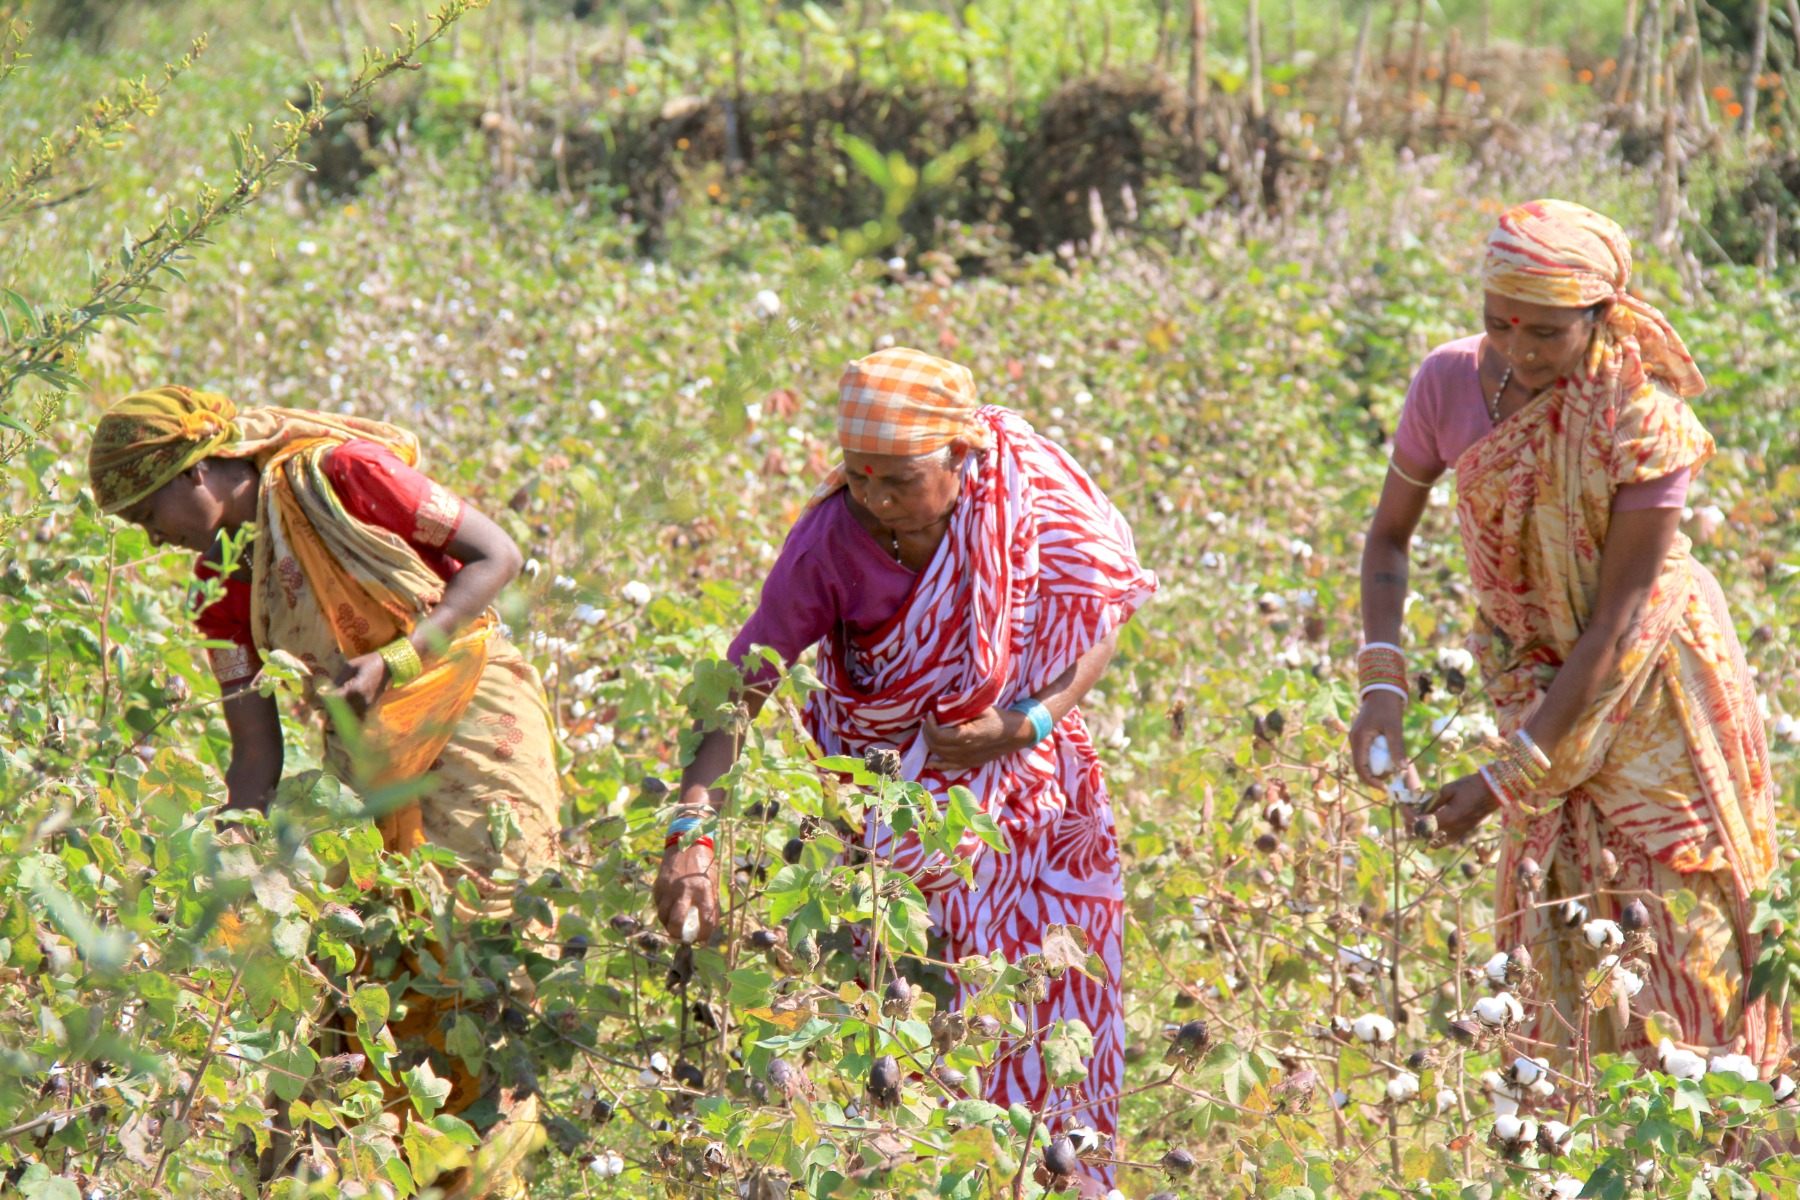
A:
<box><xmin>1271</xmin><ymin>81</ymin><xmax>1291</xmax><ymax>96</ymax></box>
<box><xmin>1467</xmin><ymin>80</ymin><xmax>1482</xmax><ymax>94</ymax></box>
<box><xmin>707</xmin><ymin>182</ymin><xmax>723</xmax><ymax>198</ymax></box>
<box><xmin>1712</xmin><ymin>85</ymin><xmax>1733</xmax><ymax>101</ymax></box>
<box><xmin>1577</xmin><ymin>69</ymin><xmax>1594</xmax><ymax>84</ymax></box>
<box><xmin>1599</xmin><ymin>58</ymin><xmax>1616</xmax><ymax>76</ymax></box>
<box><xmin>1450</xmin><ymin>72</ymin><xmax>1467</xmax><ymax>87</ymax></box>
<box><xmin>1425</xmin><ymin>65</ymin><xmax>1440</xmax><ymax>80</ymax></box>
<box><xmin>1727</xmin><ymin>101</ymin><xmax>1745</xmax><ymax>119</ymax></box>
<box><xmin>677</xmin><ymin>137</ymin><xmax>691</xmax><ymax>150</ymax></box>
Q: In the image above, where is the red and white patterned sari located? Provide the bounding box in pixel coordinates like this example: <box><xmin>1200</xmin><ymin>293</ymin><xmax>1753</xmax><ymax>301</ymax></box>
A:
<box><xmin>804</xmin><ymin>407</ymin><xmax>1157</xmax><ymax>1166</ymax></box>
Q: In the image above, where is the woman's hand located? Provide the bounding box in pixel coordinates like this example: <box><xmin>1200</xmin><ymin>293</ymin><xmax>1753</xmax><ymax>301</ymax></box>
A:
<box><xmin>1349</xmin><ymin>692</ymin><xmax>1407</xmax><ymax>785</ymax></box>
<box><xmin>1428</xmin><ymin>772</ymin><xmax>1501</xmax><ymax>843</ymax></box>
<box><xmin>654</xmin><ymin>842</ymin><xmax>719</xmax><ymax>945</ymax></box>
<box><xmin>922</xmin><ymin>708</ymin><xmax>1032</xmax><ymax>770</ymax></box>
<box><xmin>327</xmin><ymin>651</ymin><xmax>390</xmax><ymax>719</ymax></box>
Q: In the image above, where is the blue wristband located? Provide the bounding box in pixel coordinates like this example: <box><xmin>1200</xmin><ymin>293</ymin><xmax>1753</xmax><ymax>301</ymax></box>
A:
<box><xmin>1009</xmin><ymin>698</ymin><xmax>1055</xmax><ymax>744</ymax></box>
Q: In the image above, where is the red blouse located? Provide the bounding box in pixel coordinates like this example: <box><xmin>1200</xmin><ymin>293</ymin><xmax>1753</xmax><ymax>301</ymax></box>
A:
<box><xmin>193</xmin><ymin>439</ymin><xmax>466</xmax><ymax>686</ymax></box>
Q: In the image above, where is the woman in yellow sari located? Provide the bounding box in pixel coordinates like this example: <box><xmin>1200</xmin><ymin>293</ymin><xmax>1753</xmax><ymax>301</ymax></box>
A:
<box><xmin>87</xmin><ymin>386</ymin><xmax>560</xmax><ymax>1198</ymax></box>
<box><xmin>1348</xmin><ymin>201</ymin><xmax>1783</xmax><ymax>1072</ymax></box>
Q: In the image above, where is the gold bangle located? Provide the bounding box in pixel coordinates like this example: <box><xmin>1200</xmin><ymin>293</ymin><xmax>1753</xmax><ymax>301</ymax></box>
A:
<box><xmin>378</xmin><ymin>637</ymin><xmax>423</xmax><ymax>688</ymax></box>
<box><xmin>1509</xmin><ymin>729</ymin><xmax>1552</xmax><ymax>776</ymax></box>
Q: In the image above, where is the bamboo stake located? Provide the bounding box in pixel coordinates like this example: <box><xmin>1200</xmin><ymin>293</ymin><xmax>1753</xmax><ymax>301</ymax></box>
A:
<box><xmin>1189</xmin><ymin>0</ymin><xmax>1211</xmax><ymax>177</ymax></box>
<box><xmin>1743</xmin><ymin>0</ymin><xmax>1772</xmax><ymax>132</ymax></box>
<box><xmin>1247</xmin><ymin>0</ymin><xmax>1266</xmax><ymax>120</ymax></box>
<box><xmin>1342</xmin><ymin>0</ymin><xmax>1375</xmax><ymax>140</ymax></box>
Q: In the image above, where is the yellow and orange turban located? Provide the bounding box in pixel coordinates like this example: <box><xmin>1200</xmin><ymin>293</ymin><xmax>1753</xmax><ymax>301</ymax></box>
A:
<box><xmin>834</xmin><ymin>347</ymin><xmax>992</xmax><ymax>458</ymax></box>
<box><xmin>87</xmin><ymin>386</ymin><xmax>240</xmax><ymax>514</ymax></box>
<box><xmin>1483</xmin><ymin>199</ymin><xmax>1705</xmax><ymax>397</ymax></box>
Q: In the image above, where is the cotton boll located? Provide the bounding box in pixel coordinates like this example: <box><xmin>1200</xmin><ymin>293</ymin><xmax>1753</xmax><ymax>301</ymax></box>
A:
<box><xmin>679</xmin><ymin>908</ymin><xmax>701</xmax><ymax>944</ymax></box>
<box><xmin>1367</xmin><ymin>735</ymin><xmax>1394</xmax><ymax>779</ymax></box>
<box><xmin>751</xmin><ymin>290</ymin><xmax>782</xmax><ymax>319</ymax></box>
<box><xmin>1508</xmin><ymin>1056</ymin><xmax>1548</xmax><ymax>1087</ymax></box>
<box><xmin>621</xmin><ymin>580</ymin><xmax>652</xmax><ymax>607</ymax></box>
<box><xmin>1483</xmin><ymin>952</ymin><xmax>1512</xmax><ymax>985</ymax></box>
<box><xmin>1474</xmin><ymin>993</ymin><xmax>1522</xmax><ymax>1027</ymax></box>
<box><xmin>1657</xmin><ymin>1039</ymin><xmax>1706</xmax><ymax>1082</ymax></box>
<box><xmin>1386</xmin><ymin>1071</ymin><xmax>1420</xmax><ymax>1103</ymax></box>
<box><xmin>1610</xmin><ymin>962</ymin><xmax>1644</xmax><ymax>1000</ymax></box>
<box><xmin>1709</xmin><ymin>1053</ymin><xmax>1758</xmax><ymax>1081</ymax></box>
<box><xmin>1493</xmin><ymin>1115</ymin><xmax>1524</xmax><ymax>1143</ymax></box>
<box><xmin>1541</xmin><ymin>1121</ymin><xmax>1573</xmax><ymax>1150</ymax></box>
<box><xmin>1557</xmin><ymin>899</ymin><xmax>1588</xmax><ymax>927</ymax></box>
<box><xmin>1774</xmin><ymin>1074</ymin><xmax>1796</xmax><ymax>1101</ymax></box>
<box><xmin>1435</xmin><ymin>1088</ymin><xmax>1458</xmax><ymax>1114</ymax></box>
<box><xmin>1547</xmin><ymin>1176</ymin><xmax>1584</xmax><ymax>1199</ymax></box>
<box><xmin>1330</xmin><ymin>1089</ymin><xmax>1349</xmax><ymax>1109</ymax></box>
<box><xmin>1264</xmin><ymin>799</ymin><xmax>1295</xmax><ymax>830</ymax></box>
<box><xmin>1527</xmin><ymin>1078</ymin><xmax>1556</xmax><ymax>1100</ymax></box>
<box><xmin>1435</xmin><ymin>647</ymin><xmax>1475</xmax><ymax>674</ymax></box>
<box><xmin>1582</xmin><ymin>919</ymin><xmax>1624</xmax><ymax>950</ymax></box>
<box><xmin>1352</xmin><ymin>1013</ymin><xmax>1395</xmax><ymax>1044</ymax></box>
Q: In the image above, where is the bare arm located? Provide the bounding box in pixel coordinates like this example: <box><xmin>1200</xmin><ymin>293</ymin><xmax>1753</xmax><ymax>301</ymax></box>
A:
<box><xmin>330</xmin><ymin>502</ymin><xmax>524</xmax><ymax>714</ymax></box>
<box><xmin>923</xmin><ymin>629</ymin><xmax>1119</xmax><ymax>769</ymax></box>
<box><xmin>1522</xmin><ymin>506</ymin><xmax>1680</xmax><ymax>755</ymax></box>
<box><xmin>1349</xmin><ymin>461</ymin><xmax>1436</xmax><ymax>782</ymax></box>
<box><xmin>676</xmin><ymin>685</ymin><xmax>772</xmax><ymax>814</ymax></box>
<box><xmin>221</xmin><ymin>683</ymin><xmax>283</xmax><ymax>812</ymax></box>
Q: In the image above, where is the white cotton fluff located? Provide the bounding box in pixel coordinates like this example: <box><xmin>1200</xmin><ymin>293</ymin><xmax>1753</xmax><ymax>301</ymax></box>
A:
<box><xmin>1492</xmin><ymin>1115</ymin><xmax>1524</xmax><ymax>1143</ymax></box>
<box><xmin>1774</xmin><ymin>1074</ymin><xmax>1796</xmax><ymax>1101</ymax></box>
<box><xmin>679</xmin><ymin>908</ymin><xmax>701</xmax><ymax>945</ymax></box>
<box><xmin>1548</xmin><ymin>1176</ymin><xmax>1584</xmax><ymax>1200</ymax></box>
<box><xmin>1582</xmin><ymin>919</ymin><xmax>1625</xmax><ymax>950</ymax></box>
<box><xmin>1508</xmin><ymin>1056</ymin><xmax>1548</xmax><ymax>1086</ymax></box>
<box><xmin>621</xmin><ymin>580</ymin><xmax>653</xmax><ymax>607</ymax></box>
<box><xmin>1367</xmin><ymin>735</ymin><xmax>1394</xmax><ymax>779</ymax></box>
<box><xmin>1330</xmin><ymin>1089</ymin><xmax>1349</xmax><ymax>1109</ymax></box>
<box><xmin>1558</xmin><ymin>899</ymin><xmax>1588</xmax><ymax>926</ymax></box>
<box><xmin>1474</xmin><ymin>993</ymin><xmax>1522</xmax><ymax>1027</ymax></box>
<box><xmin>1483</xmin><ymin>952</ymin><xmax>1512</xmax><ymax>985</ymax></box>
<box><xmin>1435</xmin><ymin>1088</ymin><xmax>1458</xmax><ymax>1114</ymax></box>
<box><xmin>1352</xmin><ymin>1013</ymin><xmax>1396</xmax><ymax>1044</ymax></box>
<box><xmin>589</xmin><ymin>1150</ymin><xmax>625</xmax><ymax>1177</ymax></box>
<box><xmin>1610</xmin><ymin>961</ymin><xmax>1644</xmax><ymax>1000</ymax></box>
<box><xmin>1527</xmin><ymin>1078</ymin><xmax>1556</xmax><ymax>1101</ymax></box>
<box><xmin>1658</xmin><ymin>1039</ymin><xmax>1706</xmax><ymax>1082</ymax></box>
<box><xmin>1709</xmin><ymin>1053</ymin><xmax>1759</xmax><ymax>1081</ymax></box>
<box><xmin>1541</xmin><ymin>1120</ymin><xmax>1573</xmax><ymax>1149</ymax></box>
<box><xmin>1435</xmin><ymin>647</ymin><xmax>1475</xmax><ymax>674</ymax></box>
<box><xmin>1386</xmin><ymin>1072</ymin><xmax>1420</xmax><ymax>1103</ymax></box>
<box><xmin>751</xmin><ymin>290</ymin><xmax>783</xmax><ymax>319</ymax></box>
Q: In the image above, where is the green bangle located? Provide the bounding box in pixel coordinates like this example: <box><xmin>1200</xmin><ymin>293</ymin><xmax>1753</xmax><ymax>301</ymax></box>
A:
<box><xmin>378</xmin><ymin>637</ymin><xmax>423</xmax><ymax>688</ymax></box>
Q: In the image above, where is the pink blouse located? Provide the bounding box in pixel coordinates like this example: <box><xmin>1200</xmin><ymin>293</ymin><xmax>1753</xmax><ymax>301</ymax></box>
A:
<box><xmin>726</xmin><ymin>490</ymin><xmax>919</xmax><ymax>685</ymax></box>
<box><xmin>1394</xmin><ymin>334</ymin><xmax>1691</xmax><ymax>510</ymax></box>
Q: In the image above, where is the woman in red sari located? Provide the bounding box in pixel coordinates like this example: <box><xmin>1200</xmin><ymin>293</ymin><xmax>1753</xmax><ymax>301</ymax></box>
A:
<box><xmin>652</xmin><ymin>348</ymin><xmax>1156</xmax><ymax>1182</ymax></box>
<box><xmin>1349</xmin><ymin>201</ymin><xmax>1782</xmax><ymax>1071</ymax></box>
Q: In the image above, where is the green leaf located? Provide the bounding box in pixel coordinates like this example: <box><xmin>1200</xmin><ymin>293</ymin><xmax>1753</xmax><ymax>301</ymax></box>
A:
<box><xmin>350</xmin><ymin>983</ymin><xmax>391</xmax><ymax>1033</ymax></box>
<box><xmin>1040</xmin><ymin>1019</ymin><xmax>1094</xmax><ymax>1087</ymax></box>
<box><xmin>404</xmin><ymin>1060</ymin><xmax>453</xmax><ymax>1119</ymax></box>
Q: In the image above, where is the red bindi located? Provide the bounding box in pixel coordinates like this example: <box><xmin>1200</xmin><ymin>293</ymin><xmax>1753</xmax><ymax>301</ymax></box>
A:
<box><xmin>862</xmin><ymin>464</ymin><xmax>874</xmax><ymax>475</ymax></box>
<box><xmin>1509</xmin><ymin>317</ymin><xmax>1519</xmax><ymax>325</ymax></box>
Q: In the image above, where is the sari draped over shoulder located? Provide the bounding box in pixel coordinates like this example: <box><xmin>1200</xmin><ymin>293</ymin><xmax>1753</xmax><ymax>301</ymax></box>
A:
<box><xmin>1456</xmin><ymin>369</ymin><xmax>1780</xmax><ymax>1067</ymax></box>
<box><xmin>804</xmin><ymin>406</ymin><xmax>1157</xmax><ymax>1159</ymax></box>
<box><xmin>221</xmin><ymin>410</ymin><xmax>558</xmax><ymax>1197</ymax></box>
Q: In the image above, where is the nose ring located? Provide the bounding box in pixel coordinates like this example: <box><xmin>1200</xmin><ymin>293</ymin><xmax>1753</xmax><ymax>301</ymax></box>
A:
<box><xmin>1525</xmin><ymin>352</ymin><xmax>1538</xmax><ymax>362</ymax></box>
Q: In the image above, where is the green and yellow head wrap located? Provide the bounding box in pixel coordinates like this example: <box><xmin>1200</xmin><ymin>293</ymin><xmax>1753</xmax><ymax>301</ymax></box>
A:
<box><xmin>87</xmin><ymin>385</ymin><xmax>239</xmax><ymax>515</ymax></box>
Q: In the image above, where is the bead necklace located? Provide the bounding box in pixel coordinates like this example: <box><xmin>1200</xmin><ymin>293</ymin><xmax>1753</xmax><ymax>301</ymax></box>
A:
<box><xmin>1487</xmin><ymin>364</ymin><xmax>1513</xmax><ymax>424</ymax></box>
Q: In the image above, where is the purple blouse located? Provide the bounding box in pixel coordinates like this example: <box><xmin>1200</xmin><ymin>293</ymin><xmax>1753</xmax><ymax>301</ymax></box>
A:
<box><xmin>1394</xmin><ymin>334</ymin><xmax>1691</xmax><ymax>510</ymax></box>
<box><xmin>727</xmin><ymin>490</ymin><xmax>918</xmax><ymax>685</ymax></box>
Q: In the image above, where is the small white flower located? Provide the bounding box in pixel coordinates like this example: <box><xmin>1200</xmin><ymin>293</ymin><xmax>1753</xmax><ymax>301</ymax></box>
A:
<box><xmin>1582</xmin><ymin>919</ymin><xmax>1624</xmax><ymax>950</ymax></box>
<box><xmin>621</xmin><ymin>580</ymin><xmax>653</xmax><ymax>607</ymax></box>
<box><xmin>1352</xmin><ymin>1013</ymin><xmax>1396</xmax><ymax>1044</ymax></box>
<box><xmin>1658</xmin><ymin>1038</ymin><xmax>1706</xmax><ymax>1082</ymax></box>
<box><xmin>1386</xmin><ymin>1071</ymin><xmax>1420</xmax><ymax>1103</ymax></box>
<box><xmin>1435</xmin><ymin>647</ymin><xmax>1475</xmax><ymax>674</ymax></box>
<box><xmin>1367</xmin><ymin>735</ymin><xmax>1394</xmax><ymax>779</ymax></box>
<box><xmin>1708</xmin><ymin>1052</ymin><xmax>1758</xmax><ymax>1081</ymax></box>
<box><xmin>751</xmin><ymin>289</ymin><xmax>782</xmax><ymax>319</ymax></box>
<box><xmin>1434</xmin><ymin>1087</ymin><xmax>1458</xmax><ymax>1114</ymax></box>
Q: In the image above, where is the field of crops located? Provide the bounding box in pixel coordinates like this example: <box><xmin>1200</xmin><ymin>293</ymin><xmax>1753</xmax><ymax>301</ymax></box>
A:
<box><xmin>2</xmin><ymin>2</ymin><xmax>1800</xmax><ymax>1198</ymax></box>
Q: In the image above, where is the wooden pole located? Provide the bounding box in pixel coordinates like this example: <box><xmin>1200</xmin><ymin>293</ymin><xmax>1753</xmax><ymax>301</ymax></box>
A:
<box><xmin>1401</xmin><ymin>0</ymin><xmax>1424</xmax><ymax>144</ymax></box>
<box><xmin>1435</xmin><ymin>27</ymin><xmax>1461</xmax><ymax>140</ymax></box>
<box><xmin>1342</xmin><ymin>0</ymin><xmax>1374</xmax><ymax>139</ymax></box>
<box><xmin>1787</xmin><ymin>0</ymin><xmax>1800</xmax><ymax>66</ymax></box>
<box><xmin>1247</xmin><ymin>0</ymin><xmax>1266</xmax><ymax>120</ymax></box>
<box><xmin>1742</xmin><ymin>0</ymin><xmax>1772</xmax><ymax>132</ymax></box>
<box><xmin>1615</xmin><ymin>0</ymin><xmax>1641</xmax><ymax>105</ymax></box>
<box><xmin>1685</xmin><ymin>0</ymin><xmax>1711</xmax><ymax>133</ymax></box>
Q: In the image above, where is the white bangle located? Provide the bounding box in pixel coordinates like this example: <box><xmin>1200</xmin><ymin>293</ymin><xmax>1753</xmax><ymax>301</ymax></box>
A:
<box><xmin>1359</xmin><ymin>682</ymin><xmax>1410</xmax><ymax>702</ymax></box>
<box><xmin>1360</xmin><ymin>641</ymin><xmax>1405</xmax><ymax>655</ymax></box>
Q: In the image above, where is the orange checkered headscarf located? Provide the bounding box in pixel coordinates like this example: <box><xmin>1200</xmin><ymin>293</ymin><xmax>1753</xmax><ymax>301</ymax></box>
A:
<box><xmin>1483</xmin><ymin>199</ymin><xmax>1705</xmax><ymax>398</ymax></box>
<box><xmin>810</xmin><ymin>347</ymin><xmax>992</xmax><ymax>506</ymax></box>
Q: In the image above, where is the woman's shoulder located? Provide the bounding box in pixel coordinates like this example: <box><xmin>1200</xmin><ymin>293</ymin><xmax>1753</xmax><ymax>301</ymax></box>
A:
<box><xmin>1418</xmin><ymin>334</ymin><xmax>1485</xmax><ymax>377</ymax></box>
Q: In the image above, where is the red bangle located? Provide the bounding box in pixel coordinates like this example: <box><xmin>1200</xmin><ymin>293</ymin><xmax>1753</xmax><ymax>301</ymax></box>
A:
<box><xmin>665</xmin><ymin>834</ymin><xmax>714</xmax><ymax>852</ymax></box>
